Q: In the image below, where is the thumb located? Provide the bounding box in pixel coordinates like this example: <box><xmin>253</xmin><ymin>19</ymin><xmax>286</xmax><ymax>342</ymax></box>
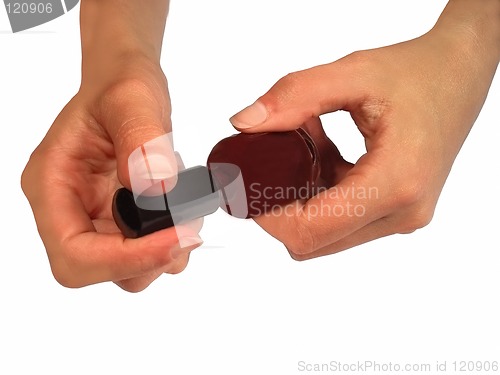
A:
<box><xmin>229</xmin><ymin>62</ymin><xmax>363</xmax><ymax>132</ymax></box>
<box><xmin>102</xmin><ymin>84</ymin><xmax>178</xmax><ymax>195</ymax></box>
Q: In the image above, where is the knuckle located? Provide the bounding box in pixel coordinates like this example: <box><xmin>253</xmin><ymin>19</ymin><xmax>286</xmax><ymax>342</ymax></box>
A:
<box><xmin>341</xmin><ymin>50</ymin><xmax>373</xmax><ymax>72</ymax></box>
<box><xmin>47</xmin><ymin>242</ymin><xmax>91</xmax><ymax>289</ymax></box>
<box><xmin>345</xmin><ymin>50</ymin><xmax>367</xmax><ymax>63</ymax></box>
<box><xmin>102</xmin><ymin>78</ymin><xmax>155</xmax><ymax>104</ymax></box>
<box><xmin>282</xmin><ymin>217</ymin><xmax>317</xmax><ymax>258</ymax></box>
<box><xmin>394</xmin><ymin>181</ymin><xmax>426</xmax><ymax>209</ymax></box>
<box><xmin>166</xmin><ymin>257</ymin><xmax>189</xmax><ymax>275</ymax></box>
<box><xmin>21</xmin><ymin>149</ymin><xmax>59</xmax><ymax>200</ymax></box>
<box><xmin>270</xmin><ymin>72</ymin><xmax>305</xmax><ymax>103</ymax></box>
<box><xmin>50</xmin><ymin>259</ymin><xmax>83</xmax><ymax>289</ymax></box>
<box><xmin>287</xmin><ymin>251</ymin><xmax>310</xmax><ymax>262</ymax></box>
<box><xmin>99</xmin><ymin>78</ymin><xmax>167</xmax><ymax>131</ymax></box>
<box><xmin>392</xmin><ymin>181</ymin><xmax>435</xmax><ymax>234</ymax></box>
<box><xmin>20</xmin><ymin>151</ymin><xmax>41</xmax><ymax>199</ymax></box>
<box><xmin>20</xmin><ymin>164</ymin><xmax>32</xmax><ymax>198</ymax></box>
<box><xmin>115</xmin><ymin>120</ymin><xmax>164</xmax><ymax>154</ymax></box>
<box><xmin>398</xmin><ymin>206</ymin><xmax>435</xmax><ymax>234</ymax></box>
<box><xmin>115</xmin><ymin>280</ymin><xmax>151</xmax><ymax>293</ymax></box>
<box><xmin>278</xmin><ymin>72</ymin><xmax>302</xmax><ymax>88</ymax></box>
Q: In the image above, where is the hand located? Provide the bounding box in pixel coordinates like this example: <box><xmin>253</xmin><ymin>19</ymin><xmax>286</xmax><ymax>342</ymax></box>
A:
<box><xmin>21</xmin><ymin>57</ymin><xmax>202</xmax><ymax>292</ymax></box>
<box><xmin>229</xmin><ymin>0</ymin><xmax>499</xmax><ymax>260</ymax></box>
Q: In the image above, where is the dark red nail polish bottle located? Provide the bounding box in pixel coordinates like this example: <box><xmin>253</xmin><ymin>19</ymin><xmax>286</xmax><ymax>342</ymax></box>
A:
<box><xmin>207</xmin><ymin>126</ymin><xmax>336</xmax><ymax>218</ymax></box>
<box><xmin>113</xmin><ymin>126</ymin><xmax>341</xmax><ymax>237</ymax></box>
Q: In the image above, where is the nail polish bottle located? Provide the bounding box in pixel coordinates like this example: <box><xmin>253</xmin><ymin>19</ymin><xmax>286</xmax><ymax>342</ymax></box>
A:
<box><xmin>113</xmin><ymin>126</ymin><xmax>340</xmax><ymax>237</ymax></box>
<box><xmin>207</xmin><ymin>127</ymin><xmax>322</xmax><ymax>218</ymax></box>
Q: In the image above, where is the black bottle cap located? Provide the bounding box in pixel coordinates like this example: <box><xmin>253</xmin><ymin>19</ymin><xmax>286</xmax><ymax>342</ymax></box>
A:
<box><xmin>112</xmin><ymin>166</ymin><xmax>221</xmax><ymax>238</ymax></box>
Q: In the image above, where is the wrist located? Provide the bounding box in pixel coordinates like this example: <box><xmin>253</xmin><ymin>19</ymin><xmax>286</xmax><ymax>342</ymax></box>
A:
<box><xmin>432</xmin><ymin>0</ymin><xmax>500</xmax><ymax>64</ymax></box>
<box><xmin>79</xmin><ymin>0</ymin><xmax>168</xmax><ymax>91</ymax></box>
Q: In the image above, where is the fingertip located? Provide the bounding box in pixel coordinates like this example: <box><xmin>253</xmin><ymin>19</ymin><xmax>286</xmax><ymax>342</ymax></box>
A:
<box><xmin>170</xmin><ymin>239</ymin><xmax>203</xmax><ymax>260</ymax></box>
<box><xmin>126</xmin><ymin>133</ymin><xmax>179</xmax><ymax>194</ymax></box>
<box><xmin>114</xmin><ymin>271</ymin><xmax>163</xmax><ymax>293</ymax></box>
<box><xmin>229</xmin><ymin>100</ymin><xmax>269</xmax><ymax>130</ymax></box>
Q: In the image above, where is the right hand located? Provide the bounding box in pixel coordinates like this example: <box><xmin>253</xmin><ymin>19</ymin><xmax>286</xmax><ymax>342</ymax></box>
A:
<box><xmin>229</xmin><ymin>5</ymin><xmax>499</xmax><ymax>260</ymax></box>
<box><xmin>22</xmin><ymin>56</ymin><xmax>203</xmax><ymax>292</ymax></box>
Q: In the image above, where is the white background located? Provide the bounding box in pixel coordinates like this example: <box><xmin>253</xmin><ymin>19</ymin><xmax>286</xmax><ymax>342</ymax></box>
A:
<box><xmin>1</xmin><ymin>1</ymin><xmax>499</xmax><ymax>374</ymax></box>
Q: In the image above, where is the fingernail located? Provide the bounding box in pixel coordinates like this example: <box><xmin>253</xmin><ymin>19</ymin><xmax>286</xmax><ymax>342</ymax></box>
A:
<box><xmin>171</xmin><ymin>235</ymin><xmax>203</xmax><ymax>259</ymax></box>
<box><xmin>128</xmin><ymin>134</ymin><xmax>177</xmax><ymax>184</ymax></box>
<box><xmin>230</xmin><ymin>100</ymin><xmax>268</xmax><ymax>129</ymax></box>
<box><xmin>129</xmin><ymin>149</ymin><xmax>178</xmax><ymax>201</ymax></box>
<box><xmin>133</xmin><ymin>151</ymin><xmax>177</xmax><ymax>181</ymax></box>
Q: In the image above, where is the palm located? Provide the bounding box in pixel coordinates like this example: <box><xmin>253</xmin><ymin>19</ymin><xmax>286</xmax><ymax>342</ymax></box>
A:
<box><xmin>51</xmin><ymin>71</ymin><xmax>171</xmax><ymax>234</ymax></box>
<box><xmin>41</xmin><ymin>100</ymin><xmax>119</xmax><ymax>235</ymax></box>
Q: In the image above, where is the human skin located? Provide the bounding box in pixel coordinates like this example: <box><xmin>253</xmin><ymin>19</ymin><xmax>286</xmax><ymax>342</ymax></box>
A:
<box><xmin>21</xmin><ymin>0</ymin><xmax>203</xmax><ymax>292</ymax></box>
<box><xmin>230</xmin><ymin>0</ymin><xmax>500</xmax><ymax>260</ymax></box>
<box><xmin>22</xmin><ymin>0</ymin><xmax>499</xmax><ymax>290</ymax></box>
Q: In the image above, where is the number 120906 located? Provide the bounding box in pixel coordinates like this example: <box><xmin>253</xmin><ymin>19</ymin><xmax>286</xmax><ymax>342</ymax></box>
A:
<box><xmin>6</xmin><ymin>2</ymin><xmax>53</xmax><ymax>14</ymax></box>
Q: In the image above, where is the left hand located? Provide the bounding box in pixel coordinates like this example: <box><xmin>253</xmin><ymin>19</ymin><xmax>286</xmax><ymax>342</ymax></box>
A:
<box><xmin>21</xmin><ymin>58</ymin><xmax>202</xmax><ymax>292</ymax></box>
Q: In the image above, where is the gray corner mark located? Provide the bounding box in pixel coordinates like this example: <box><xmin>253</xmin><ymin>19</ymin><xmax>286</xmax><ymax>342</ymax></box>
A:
<box><xmin>64</xmin><ymin>0</ymin><xmax>78</xmax><ymax>11</ymax></box>
<box><xmin>3</xmin><ymin>0</ymin><xmax>79</xmax><ymax>33</ymax></box>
